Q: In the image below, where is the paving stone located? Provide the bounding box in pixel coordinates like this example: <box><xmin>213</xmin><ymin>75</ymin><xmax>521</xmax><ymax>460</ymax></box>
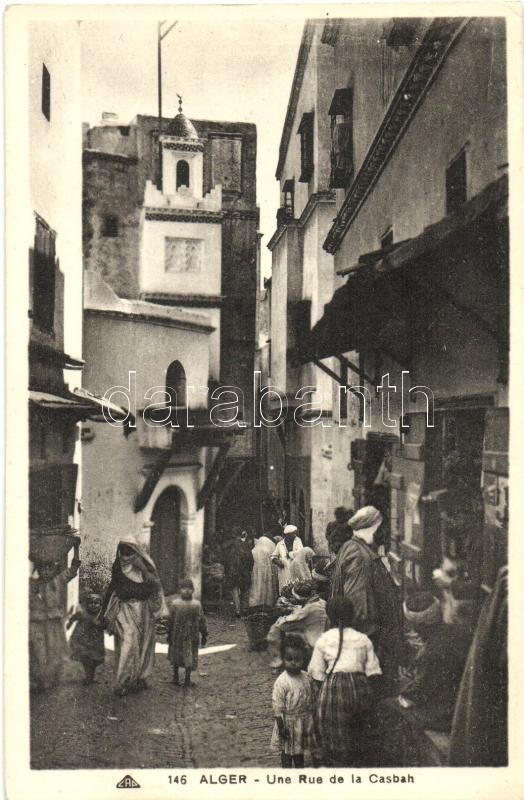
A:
<box><xmin>30</xmin><ymin>612</ymin><xmax>279</xmax><ymax>769</ymax></box>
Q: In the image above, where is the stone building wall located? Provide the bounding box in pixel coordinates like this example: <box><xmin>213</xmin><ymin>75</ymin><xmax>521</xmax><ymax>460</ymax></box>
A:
<box><xmin>83</xmin><ymin>113</ymin><xmax>259</xmax><ymax>534</ymax></box>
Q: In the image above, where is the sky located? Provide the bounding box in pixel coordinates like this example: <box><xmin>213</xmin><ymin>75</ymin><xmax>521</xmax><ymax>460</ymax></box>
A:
<box><xmin>80</xmin><ymin>16</ymin><xmax>306</xmax><ymax>278</ymax></box>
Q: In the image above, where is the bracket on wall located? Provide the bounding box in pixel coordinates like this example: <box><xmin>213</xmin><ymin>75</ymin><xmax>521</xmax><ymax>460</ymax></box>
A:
<box><xmin>197</xmin><ymin>442</ymin><xmax>231</xmax><ymax>510</ymax></box>
<box><xmin>312</xmin><ymin>356</ymin><xmax>367</xmax><ymax>422</ymax></box>
<box><xmin>336</xmin><ymin>353</ymin><xmax>377</xmax><ymax>388</ymax></box>
<box><xmin>407</xmin><ymin>272</ymin><xmax>506</xmax><ymax>346</ymax></box>
<box><xmin>276</xmin><ymin>421</ymin><xmax>287</xmax><ymax>450</ymax></box>
<box><xmin>216</xmin><ymin>459</ymin><xmax>247</xmax><ymax>511</ymax></box>
<box><xmin>134</xmin><ymin>448</ymin><xmax>173</xmax><ymax>513</ymax></box>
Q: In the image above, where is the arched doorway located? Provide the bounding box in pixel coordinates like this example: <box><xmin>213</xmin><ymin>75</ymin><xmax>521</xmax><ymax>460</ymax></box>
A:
<box><xmin>150</xmin><ymin>486</ymin><xmax>185</xmax><ymax>594</ymax></box>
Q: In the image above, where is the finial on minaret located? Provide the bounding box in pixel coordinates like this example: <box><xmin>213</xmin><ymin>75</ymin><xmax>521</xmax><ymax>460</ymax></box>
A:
<box><xmin>177</xmin><ymin>94</ymin><xmax>183</xmax><ymax>113</ymax></box>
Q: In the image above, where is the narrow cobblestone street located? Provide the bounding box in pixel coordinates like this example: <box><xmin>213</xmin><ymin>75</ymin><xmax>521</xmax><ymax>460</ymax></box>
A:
<box><xmin>31</xmin><ymin>612</ymin><xmax>281</xmax><ymax>769</ymax></box>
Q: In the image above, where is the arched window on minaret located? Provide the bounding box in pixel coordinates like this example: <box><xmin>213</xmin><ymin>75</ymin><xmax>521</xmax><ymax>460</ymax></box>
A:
<box><xmin>176</xmin><ymin>160</ymin><xmax>190</xmax><ymax>190</ymax></box>
<box><xmin>166</xmin><ymin>360</ymin><xmax>187</xmax><ymax>407</ymax></box>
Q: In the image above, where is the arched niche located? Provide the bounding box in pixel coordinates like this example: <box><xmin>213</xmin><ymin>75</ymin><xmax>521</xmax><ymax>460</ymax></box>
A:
<box><xmin>176</xmin><ymin>159</ymin><xmax>190</xmax><ymax>190</ymax></box>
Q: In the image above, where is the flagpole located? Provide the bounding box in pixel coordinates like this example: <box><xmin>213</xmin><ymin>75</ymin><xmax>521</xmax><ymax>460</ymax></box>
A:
<box><xmin>157</xmin><ymin>20</ymin><xmax>178</xmax><ymax>189</ymax></box>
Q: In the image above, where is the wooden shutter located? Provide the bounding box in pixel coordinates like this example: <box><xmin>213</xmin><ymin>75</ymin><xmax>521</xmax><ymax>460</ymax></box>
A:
<box><xmin>390</xmin><ymin>413</ymin><xmax>439</xmax><ymax>590</ymax></box>
<box><xmin>350</xmin><ymin>438</ymin><xmax>368</xmax><ymax>510</ymax></box>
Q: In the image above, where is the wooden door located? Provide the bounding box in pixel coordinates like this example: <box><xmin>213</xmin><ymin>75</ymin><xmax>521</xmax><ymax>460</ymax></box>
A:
<box><xmin>150</xmin><ymin>487</ymin><xmax>184</xmax><ymax>595</ymax></box>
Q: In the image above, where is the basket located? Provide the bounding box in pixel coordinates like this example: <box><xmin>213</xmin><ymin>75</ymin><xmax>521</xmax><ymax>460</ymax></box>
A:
<box><xmin>243</xmin><ymin>606</ymin><xmax>278</xmax><ymax>651</ymax></box>
<box><xmin>29</xmin><ymin>527</ymin><xmax>78</xmax><ymax>563</ymax></box>
<box><xmin>155</xmin><ymin>617</ymin><xmax>169</xmax><ymax>642</ymax></box>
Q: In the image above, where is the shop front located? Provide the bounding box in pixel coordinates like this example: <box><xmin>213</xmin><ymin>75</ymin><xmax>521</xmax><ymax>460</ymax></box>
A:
<box><xmin>298</xmin><ymin>174</ymin><xmax>508</xmax><ymax>595</ymax></box>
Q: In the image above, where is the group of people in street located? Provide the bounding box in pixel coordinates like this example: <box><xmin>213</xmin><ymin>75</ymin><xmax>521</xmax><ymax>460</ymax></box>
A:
<box><xmin>30</xmin><ymin>536</ymin><xmax>208</xmax><ymax>697</ymax></box>
<box><xmin>266</xmin><ymin>505</ymin><xmax>402</xmax><ymax>767</ymax></box>
<box><xmin>263</xmin><ymin>504</ymin><xmax>507</xmax><ymax>768</ymax></box>
<box><xmin>210</xmin><ymin>523</ymin><xmax>316</xmax><ymax>615</ymax></box>
<box><xmin>29</xmin><ymin>500</ymin><xmax>507</xmax><ymax>768</ymax></box>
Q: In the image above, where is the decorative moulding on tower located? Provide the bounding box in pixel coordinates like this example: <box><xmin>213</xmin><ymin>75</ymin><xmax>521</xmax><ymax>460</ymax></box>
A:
<box><xmin>143</xmin><ymin>180</ymin><xmax>222</xmax><ymax>212</ymax></box>
<box><xmin>160</xmin><ymin>135</ymin><xmax>205</xmax><ymax>153</ymax></box>
<box><xmin>144</xmin><ymin>208</ymin><xmax>224</xmax><ymax>224</ymax></box>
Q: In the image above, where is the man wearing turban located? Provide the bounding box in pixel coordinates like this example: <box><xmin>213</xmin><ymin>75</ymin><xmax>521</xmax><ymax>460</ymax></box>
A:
<box><xmin>271</xmin><ymin>524</ymin><xmax>304</xmax><ymax>591</ymax></box>
<box><xmin>330</xmin><ymin>506</ymin><xmax>401</xmax><ymax>697</ymax></box>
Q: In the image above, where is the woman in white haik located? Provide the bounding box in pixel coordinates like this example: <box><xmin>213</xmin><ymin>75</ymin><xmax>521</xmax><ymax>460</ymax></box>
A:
<box><xmin>271</xmin><ymin>525</ymin><xmax>304</xmax><ymax>591</ymax></box>
<box><xmin>101</xmin><ymin>536</ymin><xmax>167</xmax><ymax>696</ymax></box>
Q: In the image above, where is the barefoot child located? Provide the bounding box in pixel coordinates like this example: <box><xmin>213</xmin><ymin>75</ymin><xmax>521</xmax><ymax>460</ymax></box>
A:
<box><xmin>67</xmin><ymin>593</ymin><xmax>105</xmax><ymax>684</ymax></box>
<box><xmin>168</xmin><ymin>579</ymin><xmax>208</xmax><ymax>687</ymax></box>
<box><xmin>270</xmin><ymin>633</ymin><xmax>318</xmax><ymax>768</ymax></box>
<box><xmin>308</xmin><ymin>596</ymin><xmax>382</xmax><ymax>766</ymax></box>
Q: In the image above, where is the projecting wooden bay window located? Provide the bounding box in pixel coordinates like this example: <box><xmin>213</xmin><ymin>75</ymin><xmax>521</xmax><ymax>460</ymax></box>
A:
<box><xmin>329</xmin><ymin>88</ymin><xmax>354</xmax><ymax>189</ymax></box>
<box><xmin>277</xmin><ymin>179</ymin><xmax>295</xmax><ymax>226</ymax></box>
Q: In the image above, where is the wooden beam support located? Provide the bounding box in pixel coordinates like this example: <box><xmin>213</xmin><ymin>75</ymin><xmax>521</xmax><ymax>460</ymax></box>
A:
<box><xmin>337</xmin><ymin>354</ymin><xmax>377</xmax><ymax>388</ymax></box>
<box><xmin>134</xmin><ymin>448</ymin><xmax>173</xmax><ymax>513</ymax></box>
<box><xmin>313</xmin><ymin>356</ymin><xmax>368</xmax><ymax>421</ymax></box>
<box><xmin>312</xmin><ymin>357</ymin><xmax>363</xmax><ymax>398</ymax></box>
<box><xmin>216</xmin><ymin>459</ymin><xmax>247</xmax><ymax>511</ymax></box>
<box><xmin>407</xmin><ymin>273</ymin><xmax>505</xmax><ymax>345</ymax></box>
<box><xmin>197</xmin><ymin>442</ymin><xmax>231</xmax><ymax>510</ymax></box>
<box><xmin>276</xmin><ymin>422</ymin><xmax>286</xmax><ymax>450</ymax></box>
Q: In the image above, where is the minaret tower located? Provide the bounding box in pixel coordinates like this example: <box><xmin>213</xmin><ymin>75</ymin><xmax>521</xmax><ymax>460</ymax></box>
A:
<box><xmin>140</xmin><ymin>100</ymin><xmax>224</xmax><ymax>380</ymax></box>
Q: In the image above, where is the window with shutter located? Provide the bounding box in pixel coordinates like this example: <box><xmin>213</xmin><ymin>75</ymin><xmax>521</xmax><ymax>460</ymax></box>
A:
<box><xmin>41</xmin><ymin>64</ymin><xmax>51</xmax><ymax>121</ymax></box>
<box><xmin>298</xmin><ymin>112</ymin><xmax>314</xmax><ymax>183</ymax></box>
<box><xmin>102</xmin><ymin>215</ymin><xmax>119</xmax><ymax>237</ymax></box>
<box><xmin>31</xmin><ymin>216</ymin><xmax>56</xmax><ymax>334</ymax></box>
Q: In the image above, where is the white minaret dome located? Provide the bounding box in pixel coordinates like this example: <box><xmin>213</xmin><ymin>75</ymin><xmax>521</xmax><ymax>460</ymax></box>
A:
<box><xmin>167</xmin><ymin>96</ymin><xmax>199</xmax><ymax>139</ymax></box>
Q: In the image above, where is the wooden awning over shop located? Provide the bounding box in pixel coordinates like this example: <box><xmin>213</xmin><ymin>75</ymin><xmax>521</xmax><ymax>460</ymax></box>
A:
<box><xmin>29</xmin><ymin>340</ymin><xmax>84</xmax><ymax>370</ymax></box>
<box><xmin>298</xmin><ymin>174</ymin><xmax>508</xmax><ymax>368</ymax></box>
<box><xmin>29</xmin><ymin>387</ymin><xmax>132</xmax><ymax>423</ymax></box>
<box><xmin>299</xmin><ymin>267</ymin><xmax>412</xmax><ymax>367</ymax></box>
